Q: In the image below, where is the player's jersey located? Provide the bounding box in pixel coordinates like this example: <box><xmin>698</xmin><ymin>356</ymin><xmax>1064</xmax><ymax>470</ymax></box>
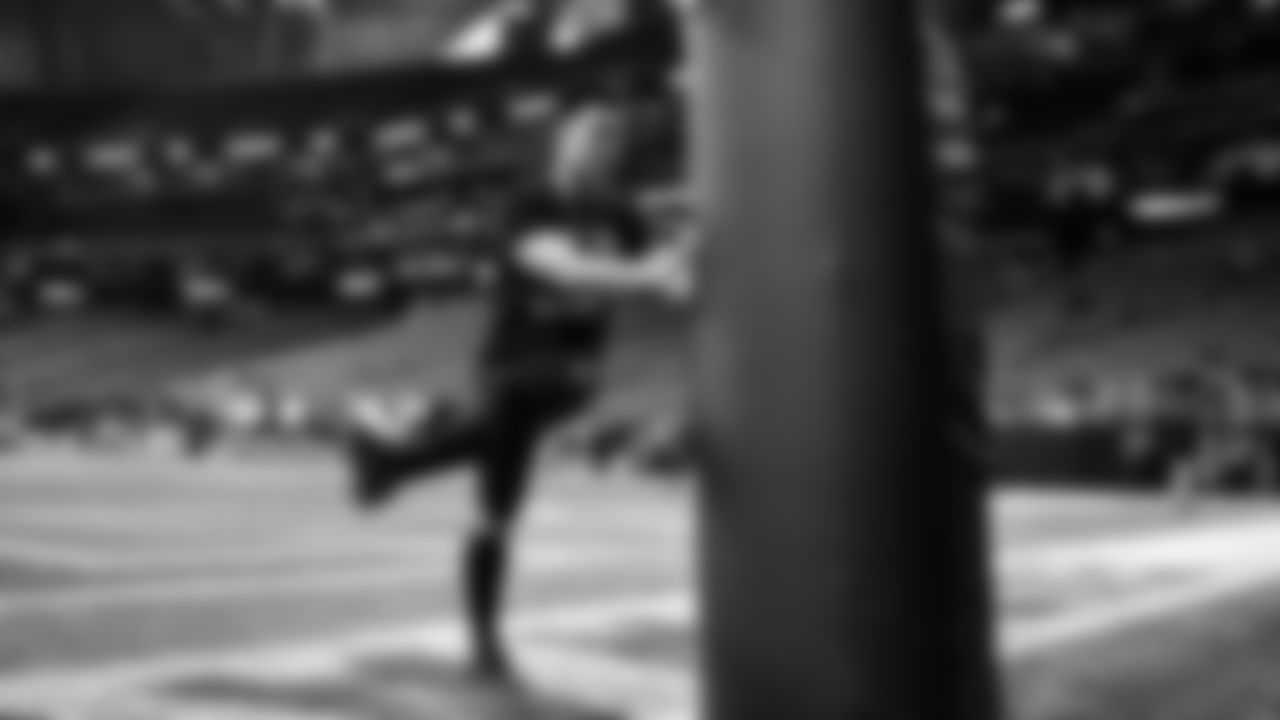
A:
<box><xmin>479</xmin><ymin>189</ymin><xmax>651</xmax><ymax>378</ymax></box>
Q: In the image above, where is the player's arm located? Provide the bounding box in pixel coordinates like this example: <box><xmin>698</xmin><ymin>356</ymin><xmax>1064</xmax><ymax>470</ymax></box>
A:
<box><xmin>643</xmin><ymin>194</ymin><xmax>703</xmax><ymax>302</ymax></box>
<box><xmin>514</xmin><ymin>227</ymin><xmax>690</xmax><ymax>298</ymax></box>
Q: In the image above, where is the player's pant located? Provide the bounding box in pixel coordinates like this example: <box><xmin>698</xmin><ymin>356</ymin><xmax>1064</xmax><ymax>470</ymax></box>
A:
<box><xmin>368</xmin><ymin>368</ymin><xmax>596</xmax><ymax>675</ymax></box>
<box><xmin>372</xmin><ymin>371</ymin><xmax>595</xmax><ymax>501</ymax></box>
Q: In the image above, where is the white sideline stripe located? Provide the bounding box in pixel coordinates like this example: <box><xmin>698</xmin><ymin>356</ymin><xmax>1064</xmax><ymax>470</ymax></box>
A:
<box><xmin>0</xmin><ymin>505</ymin><xmax>688</xmax><ymax>540</ymax></box>
<box><xmin>0</xmin><ymin>537</ymin><xmax>137</xmax><ymax>568</ymax></box>
<box><xmin>0</xmin><ymin>535</ymin><xmax>455</xmax><ymax>572</ymax></box>
<box><xmin>0</xmin><ymin>508</ymin><xmax>359</xmax><ymax>531</ymax></box>
<box><xmin>1000</xmin><ymin>514</ymin><xmax>1280</xmax><ymax>571</ymax></box>
<box><xmin>55</xmin><ymin>695</ymin><xmax>353</xmax><ymax>720</ymax></box>
<box><xmin>0</xmin><ymin>546</ymin><xmax>606</xmax><ymax>619</ymax></box>
<box><xmin>0</xmin><ymin>458</ymin><xmax>341</xmax><ymax>487</ymax></box>
<box><xmin>1002</xmin><ymin>562</ymin><xmax>1280</xmax><ymax>658</ymax></box>
<box><xmin>0</xmin><ymin>526</ymin><xmax>681</xmax><ymax>574</ymax></box>
<box><xmin>0</xmin><ymin>530</ymin><xmax>435</xmax><ymax>563</ymax></box>
<box><xmin>0</xmin><ymin>507</ymin><xmax>267</xmax><ymax>531</ymax></box>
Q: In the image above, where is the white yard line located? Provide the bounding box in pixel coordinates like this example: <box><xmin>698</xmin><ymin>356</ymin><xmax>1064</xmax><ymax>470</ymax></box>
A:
<box><xmin>999</xmin><ymin>512</ymin><xmax>1280</xmax><ymax>571</ymax></box>
<box><xmin>0</xmin><ymin>504</ymin><xmax>687</xmax><ymax>541</ymax></box>
<box><xmin>0</xmin><ymin>525</ymin><xmax>679</xmax><ymax>575</ymax></box>
<box><xmin>0</xmin><ymin>533</ymin><xmax>457</xmax><ymax>573</ymax></box>
<box><xmin>0</xmin><ymin>507</ymin><xmax>271</xmax><ymax>531</ymax></box>
<box><xmin>0</xmin><ymin>545</ymin><xmax>619</xmax><ymax>620</ymax></box>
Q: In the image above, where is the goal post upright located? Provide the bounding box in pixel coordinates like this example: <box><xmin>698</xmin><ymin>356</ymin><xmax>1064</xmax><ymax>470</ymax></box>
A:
<box><xmin>687</xmin><ymin>1</ymin><xmax>1000</xmax><ymax>719</ymax></box>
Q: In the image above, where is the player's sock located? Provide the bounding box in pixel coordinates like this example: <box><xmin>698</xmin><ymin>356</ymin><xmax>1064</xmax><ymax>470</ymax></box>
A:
<box><xmin>464</xmin><ymin>533</ymin><xmax>518</xmax><ymax>684</ymax></box>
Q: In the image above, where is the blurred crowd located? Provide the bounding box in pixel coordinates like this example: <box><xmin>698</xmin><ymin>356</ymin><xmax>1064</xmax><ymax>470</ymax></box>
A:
<box><xmin>975</xmin><ymin>0</ymin><xmax>1280</xmax><ymax>269</ymax></box>
<box><xmin>0</xmin><ymin>376</ymin><xmax>696</xmax><ymax>477</ymax></box>
<box><xmin>8</xmin><ymin>0</ymin><xmax>1280</xmax><ymax>487</ymax></box>
<box><xmin>0</xmin><ymin>0</ymin><xmax>682</xmax><ymax>322</ymax></box>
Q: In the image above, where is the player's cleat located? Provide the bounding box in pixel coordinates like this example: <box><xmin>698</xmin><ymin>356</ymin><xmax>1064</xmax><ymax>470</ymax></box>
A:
<box><xmin>349</xmin><ymin>400</ymin><xmax>471</xmax><ymax>510</ymax></box>
<box><xmin>349</xmin><ymin>433</ymin><xmax>407</xmax><ymax>511</ymax></box>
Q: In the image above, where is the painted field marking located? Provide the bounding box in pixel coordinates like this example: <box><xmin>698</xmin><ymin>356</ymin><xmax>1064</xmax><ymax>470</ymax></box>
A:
<box><xmin>0</xmin><ymin>545</ymin><xmax>621</xmax><ymax>620</ymax></box>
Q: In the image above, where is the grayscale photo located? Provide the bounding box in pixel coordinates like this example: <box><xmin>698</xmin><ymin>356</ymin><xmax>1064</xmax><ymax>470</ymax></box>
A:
<box><xmin>3</xmin><ymin>1</ymin><xmax>1280</xmax><ymax>719</ymax></box>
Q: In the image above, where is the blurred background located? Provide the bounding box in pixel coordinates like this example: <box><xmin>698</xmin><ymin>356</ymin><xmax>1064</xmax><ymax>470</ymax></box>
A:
<box><xmin>6</xmin><ymin>3</ymin><xmax>1280</xmax><ymax>719</ymax></box>
<box><xmin>8</xmin><ymin>0</ymin><xmax>1280</xmax><ymax>484</ymax></box>
<box><xmin>0</xmin><ymin>0</ymin><xmax>687</xmax><ymax>458</ymax></box>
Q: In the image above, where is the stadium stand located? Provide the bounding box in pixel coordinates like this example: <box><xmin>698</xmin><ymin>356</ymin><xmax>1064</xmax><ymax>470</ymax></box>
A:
<box><xmin>0</xmin><ymin>0</ymin><xmax>686</xmax><ymax>455</ymax></box>
<box><xmin>8</xmin><ymin>0</ymin><xmax>1280</xmax><ymax>483</ymax></box>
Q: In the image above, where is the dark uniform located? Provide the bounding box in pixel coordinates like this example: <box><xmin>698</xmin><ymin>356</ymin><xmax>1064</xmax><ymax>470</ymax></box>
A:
<box><xmin>350</xmin><ymin>181</ymin><xmax>653</xmax><ymax>680</ymax></box>
<box><xmin>469</xmin><ymin>188</ymin><xmax>652</xmax><ymax>523</ymax></box>
<box><xmin>354</xmin><ymin>187</ymin><xmax>651</xmax><ymax>495</ymax></box>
